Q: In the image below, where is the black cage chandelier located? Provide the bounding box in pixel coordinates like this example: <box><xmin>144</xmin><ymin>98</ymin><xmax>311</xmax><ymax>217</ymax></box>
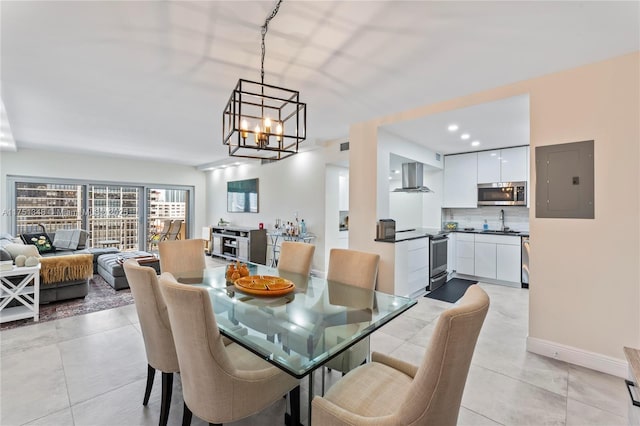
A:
<box><xmin>222</xmin><ymin>0</ymin><xmax>306</xmax><ymax>161</ymax></box>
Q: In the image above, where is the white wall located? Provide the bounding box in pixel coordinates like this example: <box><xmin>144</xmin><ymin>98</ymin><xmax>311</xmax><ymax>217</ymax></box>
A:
<box><xmin>350</xmin><ymin>52</ymin><xmax>640</xmax><ymax>375</ymax></box>
<box><xmin>325</xmin><ymin>165</ymin><xmax>349</xmax><ymax>271</ymax></box>
<box><xmin>205</xmin><ymin>149</ymin><xmax>327</xmax><ymax>272</ymax></box>
<box><xmin>0</xmin><ymin>149</ymin><xmax>207</xmax><ymax>236</ymax></box>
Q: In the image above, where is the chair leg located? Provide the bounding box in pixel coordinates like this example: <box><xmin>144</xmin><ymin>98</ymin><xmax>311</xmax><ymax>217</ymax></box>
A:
<box><xmin>182</xmin><ymin>403</ymin><xmax>192</xmax><ymax>426</ymax></box>
<box><xmin>143</xmin><ymin>364</ymin><xmax>155</xmax><ymax>406</ymax></box>
<box><xmin>159</xmin><ymin>372</ymin><xmax>173</xmax><ymax>426</ymax></box>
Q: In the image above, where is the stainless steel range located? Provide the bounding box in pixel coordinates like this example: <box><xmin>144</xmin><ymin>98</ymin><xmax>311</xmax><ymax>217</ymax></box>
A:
<box><xmin>429</xmin><ymin>234</ymin><xmax>448</xmax><ymax>291</ymax></box>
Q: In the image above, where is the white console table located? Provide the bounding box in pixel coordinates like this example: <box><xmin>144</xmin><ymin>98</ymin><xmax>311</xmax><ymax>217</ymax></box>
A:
<box><xmin>0</xmin><ymin>264</ymin><xmax>41</xmax><ymax>323</ymax></box>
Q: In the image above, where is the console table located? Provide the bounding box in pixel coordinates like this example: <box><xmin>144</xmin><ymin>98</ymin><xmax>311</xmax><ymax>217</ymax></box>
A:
<box><xmin>210</xmin><ymin>226</ymin><xmax>267</xmax><ymax>264</ymax></box>
<box><xmin>0</xmin><ymin>264</ymin><xmax>41</xmax><ymax>323</ymax></box>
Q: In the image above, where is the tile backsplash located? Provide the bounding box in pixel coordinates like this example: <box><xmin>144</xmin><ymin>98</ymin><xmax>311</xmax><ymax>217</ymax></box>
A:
<box><xmin>442</xmin><ymin>206</ymin><xmax>530</xmax><ymax>232</ymax></box>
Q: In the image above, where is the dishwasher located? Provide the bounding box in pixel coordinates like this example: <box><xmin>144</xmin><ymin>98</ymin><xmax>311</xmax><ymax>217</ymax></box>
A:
<box><xmin>521</xmin><ymin>237</ymin><xmax>529</xmax><ymax>288</ymax></box>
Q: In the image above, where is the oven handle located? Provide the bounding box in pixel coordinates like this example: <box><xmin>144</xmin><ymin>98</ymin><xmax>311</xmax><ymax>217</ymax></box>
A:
<box><xmin>431</xmin><ymin>236</ymin><xmax>448</xmax><ymax>244</ymax></box>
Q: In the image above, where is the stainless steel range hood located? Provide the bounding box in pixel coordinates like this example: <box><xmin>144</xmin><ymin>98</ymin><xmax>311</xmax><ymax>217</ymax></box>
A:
<box><xmin>393</xmin><ymin>162</ymin><xmax>433</xmax><ymax>193</ymax></box>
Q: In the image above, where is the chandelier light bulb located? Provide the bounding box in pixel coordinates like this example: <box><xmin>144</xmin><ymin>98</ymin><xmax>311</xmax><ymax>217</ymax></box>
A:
<box><xmin>240</xmin><ymin>119</ymin><xmax>249</xmax><ymax>139</ymax></box>
<box><xmin>276</xmin><ymin>122</ymin><xmax>283</xmax><ymax>141</ymax></box>
<box><xmin>264</xmin><ymin>117</ymin><xmax>272</xmax><ymax>134</ymax></box>
<box><xmin>254</xmin><ymin>124</ymin><xmax>261</xmax><ymax>143</ymax></box>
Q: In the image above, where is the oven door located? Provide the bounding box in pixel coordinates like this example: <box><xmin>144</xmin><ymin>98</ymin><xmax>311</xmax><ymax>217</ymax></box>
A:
<box><xmin>430</xmin><ymin>235</ymin><xmax>448</xmax><ymax>277</ymax></box>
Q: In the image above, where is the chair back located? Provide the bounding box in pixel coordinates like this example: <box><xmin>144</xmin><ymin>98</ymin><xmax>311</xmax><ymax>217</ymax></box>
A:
<box><xmin>157</xmin><ymin>273</ymin><xmax>239</xmax><ymax>420</ymax></box>
<box><xmin>158</xmin><ymin>239</ymin><xmax>205</xmax><ymax>276</ymax></box>
<box><xmin>327</xmin><ymin>248</ymin><xmax>380</xmax><ymax>289</ymax></box>
<box><xmin>278</xmin><ymin>241</ymin><xmax>315</xmax><ymax>276</ymax></box>
<box><xmin>165</xmin><ymin>219</ymin><xmax>184</xmax><ymax>241</ymax></box>
<box><xmin>401</xmin><ymin>285</ymin><xmax>489</xmax><ymax>425</ymax></box>
<box><xmin>123</xmin><ymin>259</ymin><xmax>179</xmax><ymax>373</ymax></box>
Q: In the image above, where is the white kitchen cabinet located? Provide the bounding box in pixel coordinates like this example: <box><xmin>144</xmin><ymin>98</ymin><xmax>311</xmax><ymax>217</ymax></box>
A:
<box><xmin>443</xmin><ymin>152</ymin><xmax>478</xmax><ymax>208</ymax></box>
<box><xmin>455</xmin><ymin>233</ymin><xmax>475</xmax><ymax>275</ymax></box>
<box><xmin>501</xmin><ymin>146</ymin><xmax>528</xmax><ymax>182</ymax></box>
<box><xmin>496</xmin><ymin>240</ymin><xmax>522</xmax><ymax>282</ymax></box>
<box><xmin>474</xmin><ymin>242</ymin><xmax>497</xmax><ymax>279</ymax></box>
<box><xmin>477</xmin><ymin>150</ymin><xmax>501</xmax><ymax>183</ymax></box>
<box><xmin>476</xmin><ymin>146</ymin><xmax>528</xmax><ymax>184</ymax></box>
<box><xmin>394</xmin><ymin>238</ymin><xmax>429</xmax><ymax>297</ymax></box>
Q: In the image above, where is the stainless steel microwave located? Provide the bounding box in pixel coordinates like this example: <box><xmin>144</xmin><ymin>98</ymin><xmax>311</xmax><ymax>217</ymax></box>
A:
<box><xmin>477</xmin><ymin>182</ymin><xmax>527</xmax><ymax>206</ymax></box>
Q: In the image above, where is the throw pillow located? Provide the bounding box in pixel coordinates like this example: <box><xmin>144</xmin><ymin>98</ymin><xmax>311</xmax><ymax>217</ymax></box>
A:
<box><xmin>5</xmin><ymin>243</ymin><xmax>40</xmax><ymax>259</ymax></box>
<box><xmin>20</xmin><ymin>233</ymin><xmax>55</xmax><ymax>254</ymax></box>
<box><xmin>52</xmin><ymin>229</ymin><xmax>80</xmax><ymax>250</ymax></box>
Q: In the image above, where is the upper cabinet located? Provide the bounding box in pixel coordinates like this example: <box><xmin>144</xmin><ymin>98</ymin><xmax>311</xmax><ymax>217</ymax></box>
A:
<box><xmin>477</xmin><ymin>146</ymin><xmax>528</xmax><ymax>183</ymax></box>
<box><xmin>443</xmin><ymin>152</ymin><xmax>478</xmax><ymax>208</ymax></box>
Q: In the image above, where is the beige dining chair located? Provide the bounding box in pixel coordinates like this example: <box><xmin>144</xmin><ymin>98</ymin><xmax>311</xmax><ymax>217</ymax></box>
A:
<box><xmin>158</xmin><ymin>239</ymin><xmax>205</xmax><ymax>280</ymax></box>
<box><xmin>312</xmin><ymin>285</ymin><xmax>490</xmax><ymax>426</ymax></box>
<box><xmin>323</xmin><ymin>248</ymin><xmax>380</xmax><ymax>375</ymax></box>
<box><xmin>278</xmin><ymin>241</ymin><xmax>315</xmax><ymax>276</ymax></box>
<box><xmin>122</xmin><ymin>259</ymin><xmax>179</xmax><ymax>426</ymax></box>
<box><xmin>157</xmin><ymin>272</ymin><xmax>300</xmax><ymax>425</ymax></box>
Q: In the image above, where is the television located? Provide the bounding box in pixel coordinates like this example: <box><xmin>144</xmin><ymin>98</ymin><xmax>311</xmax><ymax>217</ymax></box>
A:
<box><xmin>227</xmin><ymin>178</ymin><xmax>259</xmax><ymax>213</ymax></box>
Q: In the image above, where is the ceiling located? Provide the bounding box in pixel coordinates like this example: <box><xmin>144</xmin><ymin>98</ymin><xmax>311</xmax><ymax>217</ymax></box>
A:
<box><xmin>1</xmin><ymin>1</ymin><xmax>638</xmax><ymax>167</ymax></box>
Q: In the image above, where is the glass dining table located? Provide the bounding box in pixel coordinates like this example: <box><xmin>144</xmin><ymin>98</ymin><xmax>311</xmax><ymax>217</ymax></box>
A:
<box><xmin>173</xmin><ymin>261</ymin><xmax>416</xmax><ymax>424</ymax></box>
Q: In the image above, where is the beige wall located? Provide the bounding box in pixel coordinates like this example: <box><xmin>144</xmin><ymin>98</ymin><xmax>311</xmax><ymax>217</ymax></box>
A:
<box><xmin>350</xmin><ymin>52</ymin><xmax>639</xmax><ymax>362</ymax></box>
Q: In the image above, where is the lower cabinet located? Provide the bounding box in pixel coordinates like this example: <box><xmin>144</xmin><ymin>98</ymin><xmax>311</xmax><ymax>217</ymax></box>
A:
<box><xmin>394</xmin><ymin>238</ymin><xmax>429</xmax><ymax>297</ymax></box>
<box><xmin>451</xmin><ymin>232</ymin><xmax>521</xmax><ymax>284</ymax></box>
<box><xmin>455</xmin><ymin>233</ymin><xmax>475</xmax><ymax>276</ymax></box>
<box><xmin>474</xmin><ymin>242</ymin><xmax>497</xmax><ymax>279</ymax></box>
<box><xmin>496</xmin><ymin>243</ymin><xmax>521</xmax><ymax>282</ymax></box>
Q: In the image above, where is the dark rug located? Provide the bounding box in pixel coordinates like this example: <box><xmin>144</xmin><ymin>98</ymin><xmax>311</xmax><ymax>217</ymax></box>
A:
<box><xmin>424</xmin><ymin>278</ymin><xmax>478</xmax><ymax>303</ymax></box>
<box><xmin>1</xmin><ymin>274</ymin><xmax>134</xmax><ymax>330</ymax></box>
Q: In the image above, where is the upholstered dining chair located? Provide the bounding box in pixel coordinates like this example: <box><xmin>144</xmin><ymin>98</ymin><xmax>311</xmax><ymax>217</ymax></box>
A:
<box><xmin>122</xmin><ymin>259</ymin><xmax>179</xmax><ymax>426</ymax></box>
<box><xmin>323</xmin><ymin>248</ymin><xmax>380</xmax><ymax>375</ymax></box>
<box><xmin>277</xmin><ymin>241</ymin><xmax>315</xmax><ymax>276</ymax></box>
<box><xmin>157</xmin><ymin>272</ymin><xmax>301</xmax><ymax>426</ymax></box>
<box><xmin>312</xmin><ymin>284</ymin><xmax>490</xmax><ymax>426</ymax></box>
<box><xmin>158</xmin><ymin>239</ymin><xmax>205</xmax><ymax>281</ymax></box>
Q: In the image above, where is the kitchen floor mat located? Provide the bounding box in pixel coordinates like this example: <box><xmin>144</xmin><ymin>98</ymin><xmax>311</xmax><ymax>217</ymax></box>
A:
<box><xmin>424</xmin><ymin>278</ymin><xmax>478</xmax><ymax>303</ymax></box>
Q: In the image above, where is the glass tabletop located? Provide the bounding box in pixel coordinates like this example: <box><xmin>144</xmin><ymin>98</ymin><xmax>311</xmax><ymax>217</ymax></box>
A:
<box><xmin>174</xmin><ymin>262</ymin><xmax>416</xmax><ymax>378</ymax></box>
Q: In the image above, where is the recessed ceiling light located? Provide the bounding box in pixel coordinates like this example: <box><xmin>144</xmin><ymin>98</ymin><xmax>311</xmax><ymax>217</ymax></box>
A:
<box><xmin>392</xmin><ymin>169</ymin><xmax>400</xmax><ymax>174</ymax></box>
<box><xmin>460</xmin><ymin>133</ymin><xmax>470</xmax><ymax>140</ymax></box>
<box><xmin>471</xmin><ymin>140</ymin><xmax>480</xmax><ymax>147</ymax></box>
<box><xmin>388</xmin><ymin>176</ymin><xmax>393</xmax><ymax>180</ymax></box>
<box><xmin>490</xmin><ymin>152</ymin><xmax>497</xmax><ymax>156</ymax></box>
<box><xmin>448</xmin><ymin>124</ymin><xmax>459</xmax><ymax>132</ymax></box>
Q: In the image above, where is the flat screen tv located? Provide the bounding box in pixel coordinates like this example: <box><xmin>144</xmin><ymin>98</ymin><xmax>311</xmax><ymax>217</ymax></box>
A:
<box><xmin>227</xmin><ymin>178</ymin><xmax>259</xmax><ymax>213</ymax></box>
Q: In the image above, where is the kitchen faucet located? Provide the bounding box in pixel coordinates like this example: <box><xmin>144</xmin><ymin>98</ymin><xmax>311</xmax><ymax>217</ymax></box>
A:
<box><xmin>499</xmin><ymin>209</ymin><xmax>505</xmax><ymax>231</ymax></box>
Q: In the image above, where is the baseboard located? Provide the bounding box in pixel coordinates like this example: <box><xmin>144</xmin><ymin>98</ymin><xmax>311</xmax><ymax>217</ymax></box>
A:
<box><xmin>526</xmin><ymin>336</ymin><xmax>628</xmax><ymax>378</ymax></box>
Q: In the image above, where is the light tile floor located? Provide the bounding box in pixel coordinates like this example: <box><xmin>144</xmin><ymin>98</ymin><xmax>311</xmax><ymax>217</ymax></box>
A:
<box><xmin>0</xmin><ymin>281</ymin><xmax>629</xmax><ymax>425</ymax></box>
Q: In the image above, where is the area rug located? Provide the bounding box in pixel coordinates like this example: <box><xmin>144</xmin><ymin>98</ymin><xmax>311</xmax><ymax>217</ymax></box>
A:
<box><xmin>424</xmin><ymin>278</ymin><xmax>478</xmax><ymax>303</ymax></box>
<box><xmin>0</xmin><ymin>274</ymin><xmax>134</xmax><ymax>330</ymax></box>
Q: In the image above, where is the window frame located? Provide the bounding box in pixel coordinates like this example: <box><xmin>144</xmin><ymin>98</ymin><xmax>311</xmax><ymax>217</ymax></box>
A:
<box><xmin>7</xmin><ymin>175</ymin><xmax>195</xmax><ymax>249</ymax></box>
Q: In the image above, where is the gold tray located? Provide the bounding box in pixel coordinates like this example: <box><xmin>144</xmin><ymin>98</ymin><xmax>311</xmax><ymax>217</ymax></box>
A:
<box><xmin>234</xmin><ymin>275</ymin><xmax>295</xmax><ymax>297</ymax></box>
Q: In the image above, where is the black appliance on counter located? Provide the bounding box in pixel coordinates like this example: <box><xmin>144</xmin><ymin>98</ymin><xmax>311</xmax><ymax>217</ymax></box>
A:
<box><xmin>429</xmin><ymin>234</ymin><xmax>448</xmax><ymax>291</ymax></box>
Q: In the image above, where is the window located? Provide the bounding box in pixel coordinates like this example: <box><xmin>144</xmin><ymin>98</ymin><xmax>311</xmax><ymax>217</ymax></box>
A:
<box><xmin>8</xmin><ymin>176</ymin><xmax>194</xmax><ymax>251</ymax></box>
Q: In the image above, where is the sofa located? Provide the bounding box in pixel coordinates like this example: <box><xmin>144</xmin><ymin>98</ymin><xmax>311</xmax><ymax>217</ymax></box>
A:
<box><xmin>0</xmin><ymin>231</ymin><xmax>119</xmax><ymax>304</ymax></box>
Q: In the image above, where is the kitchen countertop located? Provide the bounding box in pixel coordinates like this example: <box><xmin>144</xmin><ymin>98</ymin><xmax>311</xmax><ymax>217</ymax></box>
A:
<box><xmin>375</xmin><ymin>227</ymin><xmax>529</xmax><ymax>243</ymax></box>
<box><xmin>451</xmin><ymin>228</ymin><xmax>529</xmax><ymax>237</ymax></box>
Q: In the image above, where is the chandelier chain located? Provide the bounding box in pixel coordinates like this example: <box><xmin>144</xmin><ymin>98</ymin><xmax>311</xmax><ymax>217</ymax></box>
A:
<box><xmin>260</xmin><ymin>0</ymin><xmax>283</xmax><ymax>84</ymax></box>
